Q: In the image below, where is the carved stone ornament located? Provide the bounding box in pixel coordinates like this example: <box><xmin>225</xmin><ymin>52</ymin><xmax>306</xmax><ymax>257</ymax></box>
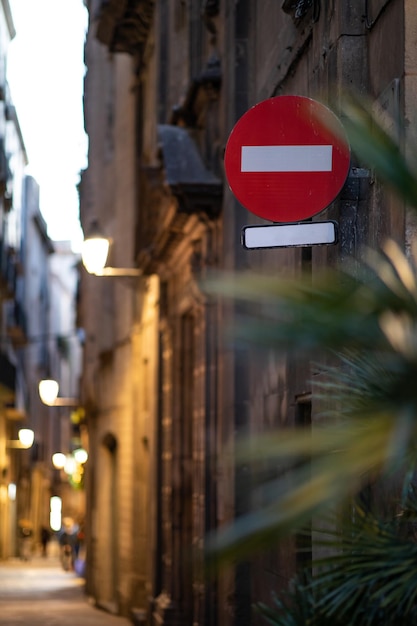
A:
<box><xmin>96</xmin><ymin>0</ymin><xmax>154</xmax><ymax>55</ymax></box>
<box><xmin>171</xmin><ymin>55</ymin><xmax>221</xmax><ymax>127</ymax></box>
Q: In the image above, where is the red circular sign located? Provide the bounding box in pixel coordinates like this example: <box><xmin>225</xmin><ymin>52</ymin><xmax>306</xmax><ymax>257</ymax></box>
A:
<box><xmin>224</xmin><ymin>96</ymin><xmax>350</xmax><ymax>222</ymax></box>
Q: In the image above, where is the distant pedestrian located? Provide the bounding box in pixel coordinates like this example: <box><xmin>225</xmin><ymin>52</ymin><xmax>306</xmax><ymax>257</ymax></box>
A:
<box><xmin>59</xmin><ymin>528</ymin><xmax>77</xmax><ymax>570</ymax></box>
<box><xmin>40</xmin><ymin>526</ymin><xmax>50</xmax><ymax>557</ymax></box>
<box><xmin>18</xmin><ymin>524</ymin><xmax>33</xmax><ymax>561</ymax></box>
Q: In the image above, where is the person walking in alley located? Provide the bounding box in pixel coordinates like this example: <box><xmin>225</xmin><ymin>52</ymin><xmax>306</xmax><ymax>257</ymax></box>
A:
<box><xmin>59</xmin><ymin>526</ymin><xmax>77</xmax><ymax>571</ymax></box>
<box><xmin>40</xmin><ymin>525</ymin><xmax>50</xmax><ymax>557</ymax></box>
<box><xmin>18</xmin><ymin>520</ymin><xmax>33</xmax><ymax>561</ymax></box>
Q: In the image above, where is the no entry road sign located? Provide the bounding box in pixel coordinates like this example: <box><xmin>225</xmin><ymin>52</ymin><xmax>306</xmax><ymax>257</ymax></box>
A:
<box><xmin>224</xmin><ymin>96</ymin><xmax>350</xmax><ymax>223</ymax></box>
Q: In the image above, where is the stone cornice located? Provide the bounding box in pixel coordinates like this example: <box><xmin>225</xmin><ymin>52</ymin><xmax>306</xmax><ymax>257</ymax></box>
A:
<box><xmin>282</xmin><ymin>0</ymin><xmax>314</xmax><ymax>21</ymax></box>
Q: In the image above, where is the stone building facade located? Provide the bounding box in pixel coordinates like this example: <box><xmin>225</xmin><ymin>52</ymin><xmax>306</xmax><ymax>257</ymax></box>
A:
<box><xmin>79</xmin><ymin>1</ymin><xmax>417</xmax><ymax>624</ymax></box>
<box><xmin>0</xmin><ymin>0</ymin><xmax>29</xmax><ymax>560</ymax></box>
<box><xmin>0</xmin><ymin>1</ymin><xmax>84</xmax><ymax>562</ymax></box>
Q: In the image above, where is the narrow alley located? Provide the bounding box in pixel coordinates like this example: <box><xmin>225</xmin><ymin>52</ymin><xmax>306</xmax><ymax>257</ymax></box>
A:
<box><xmin>0</xmin><ymin>547</ymin><xmax>130</xmax><ymax>626</ymax></box>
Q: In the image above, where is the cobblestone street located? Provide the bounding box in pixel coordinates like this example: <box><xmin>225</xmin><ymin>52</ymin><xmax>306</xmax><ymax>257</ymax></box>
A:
<box><xmin>0</xmin><ymin>551</ymin><xmax>131</xmax><ymax>626</ymax></box>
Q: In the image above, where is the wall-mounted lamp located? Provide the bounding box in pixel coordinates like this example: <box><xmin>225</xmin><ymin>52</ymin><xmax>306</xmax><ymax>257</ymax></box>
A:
<box><xmin>81</xmin><ymin>222</ymin><xmax>142</xmax><ymax>277</ymax></box>
<box><xmin>38</xmin><ymin>379</ymin><xmax>79</xmax><ymax>407</ymax></box>
<box><xmin>7</xmin><ymin>428</ymin><xmax>35</xmax><ymax>449</ymax></box>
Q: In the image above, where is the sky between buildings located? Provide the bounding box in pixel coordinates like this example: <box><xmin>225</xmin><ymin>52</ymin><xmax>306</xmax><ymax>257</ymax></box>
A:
<box><xmin>7</xmin><ymin>0</ymin><xmax>88</xmax><ymax>251</ymax></box>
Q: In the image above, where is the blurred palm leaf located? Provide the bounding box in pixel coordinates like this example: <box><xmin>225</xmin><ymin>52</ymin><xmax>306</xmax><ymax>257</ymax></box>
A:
<box><xmin>257</xmin><ymin>498</ymin><xmax>417</xmax><ymax>625</ymax></box>
<box><xmin>207</xmin><ymin>247</ymin><xmax>417</xmax><ymax>563</ymax></box>
<box><xmin>210</xmin><ymin>240</ymin><xmax>417</xmax><ymax>357</ymax></box>
<box><xmin>341</xmin><ymin>94</ymin><xmax>417</xmax><ymax>210</ymax></box>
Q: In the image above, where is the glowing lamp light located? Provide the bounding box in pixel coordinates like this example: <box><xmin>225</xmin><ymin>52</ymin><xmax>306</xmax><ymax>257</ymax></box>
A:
<box><xmin>81</xmin><ymin>221</ymin><xmax>141</xmax><ymax>277</ymax></box>
<box><xmin>64</xmin><ymin>455</ymin><xmax>77</xmax><ymax>475</ymax></box>
<box><xmin>73</xmin><ymin>448</ymin><xmax>88</xmax><ymax>464</ymax></box>
<box><xmin>52</xmin><ymin>452</ymin><xmax>67</xmax><ymax>469</ymax></box>
<box><xmin>39</xmin><ymin>379</ymin><xmax>59</xmax><ymax>406</ymax></box>
<box><xmin>50</xmin><ymin>496</ymin><xmax>62</xmax><ymax>512</ymax></box>
<box><xmin>72</xmin><ymin>468</ymin><xmax>83</xmax><ymax>484</ymax></box>
<box><xmin>8</xmin><ymin>483</ymin><xmax>16</xmax><ymax>501</ymax></box>
<box><xmin>81</xmin><ymin>234</ymin><xmax>110</xmax><ymax>275</ymax></box>
<box><xmin>18</xmin><ymin>429</ymin><xmax>35</xmax><ymax>448</ymax></box>
<box><xmin>38</xmin><ymin>379</ymin><xmax>79</xmax><ymax>407</ymax></box>
<box><xmin>50</xmin><ymin>496</ymin><xmax>62</xmax><ymax>532</ymax></box>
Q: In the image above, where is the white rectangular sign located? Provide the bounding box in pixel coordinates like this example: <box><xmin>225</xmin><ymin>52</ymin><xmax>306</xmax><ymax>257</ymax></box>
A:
<box><xmin>241</xmin><ymin>145</ymin><xmax>333</xmax><ymax>172</ymax></box>
<box><xmin>242</xmin><ymin>221</ymin><xmax>338</xmax><ymax>249</ymax></box>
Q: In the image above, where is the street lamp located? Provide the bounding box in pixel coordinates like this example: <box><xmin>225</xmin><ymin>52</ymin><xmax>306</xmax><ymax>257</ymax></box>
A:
<box><xmin>51</xmin><ymin>448</ymin><xmax>88</xmax><ymax>494</ymax></box>
<box><xmin>81</xmin><ymin>221</ymin><xmax>142</xmax><ymax>277</ymax></box>
<box><xmin>52</xmin><ymin>449</ymin><xmax>88</xmax><ymax>470</ymax></box>
<box><xmin>7</xmin><ymin>428</ymin><xmax>35</xmax><ymax>449</ymax></box>
<box><xmin>51</xmin><ymin>452</ymin><xmax>67</xmax><ymax>469</ymax></box>
<box><xmin>73</xmin><ymin>448</ymin><xmax>88</xmax><ymax>464</ymax></box>
<box><xmin>38</xmin><ymin>379</ymin><xmax>79</xmax><ymax>407</ymax></box>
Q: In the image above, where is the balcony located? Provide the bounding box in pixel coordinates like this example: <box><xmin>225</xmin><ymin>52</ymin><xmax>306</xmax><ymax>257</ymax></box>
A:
<box><xmin>0</xmin><ymin>352</ymin><xmax>16</xmax><ymax>407</ymax></box>
<box><xmin>6</xmin><ymin>300</ymin><xmax>27</xmax><ymax>346</ymax></box>
<box><xmin>0</xmin><ymin>136</ymin><xmax>13</xmax><ymax>210</ymax></box>
<box><xmin>137</xmin><ymin>124</ymin><xmax>222</xmax><ymax>268</ymax></box>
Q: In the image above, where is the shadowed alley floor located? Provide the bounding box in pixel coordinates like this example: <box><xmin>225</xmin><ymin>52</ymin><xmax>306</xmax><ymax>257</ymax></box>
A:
<box><xmin>0</xmin><ymin>552</ymin><xmax>131</xmax><ymax>625</ymax></box>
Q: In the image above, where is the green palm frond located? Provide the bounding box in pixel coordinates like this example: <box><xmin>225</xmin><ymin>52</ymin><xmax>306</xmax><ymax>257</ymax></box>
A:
<box><xmin>258</xmin><ymin>500</ymin><xmax>417</xmax><ymax>626</ymax></box>
<box><xmin>206</xmin><ymin>409</ymin><xmax>417</xmax><ymax>565</ymax></box>
<box><xmin>207</xmin><ymin>241</ymin><xmax>417</xmax><ymax>357</ymax></box>
<box><xmin>313</xmin><ymin>503</ymin><xmax>417</xmax><ymax>625</ymax></box>
<box><xmin>256</xmin><ymin>581</ymin><xmax>340</xmax><ymax>626</ymax></box>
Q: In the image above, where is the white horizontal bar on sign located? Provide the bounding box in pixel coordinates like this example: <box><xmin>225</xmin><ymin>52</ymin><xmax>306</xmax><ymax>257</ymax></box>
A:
<box><xmin>241</xmin><ymin>145</ymin><xmax>333</xmax><ymax>172</ymax></box>
<box><xmin>242</xmin><ymin>221</ymin><xmax>338</xmax><ymax>249</ymax></box>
